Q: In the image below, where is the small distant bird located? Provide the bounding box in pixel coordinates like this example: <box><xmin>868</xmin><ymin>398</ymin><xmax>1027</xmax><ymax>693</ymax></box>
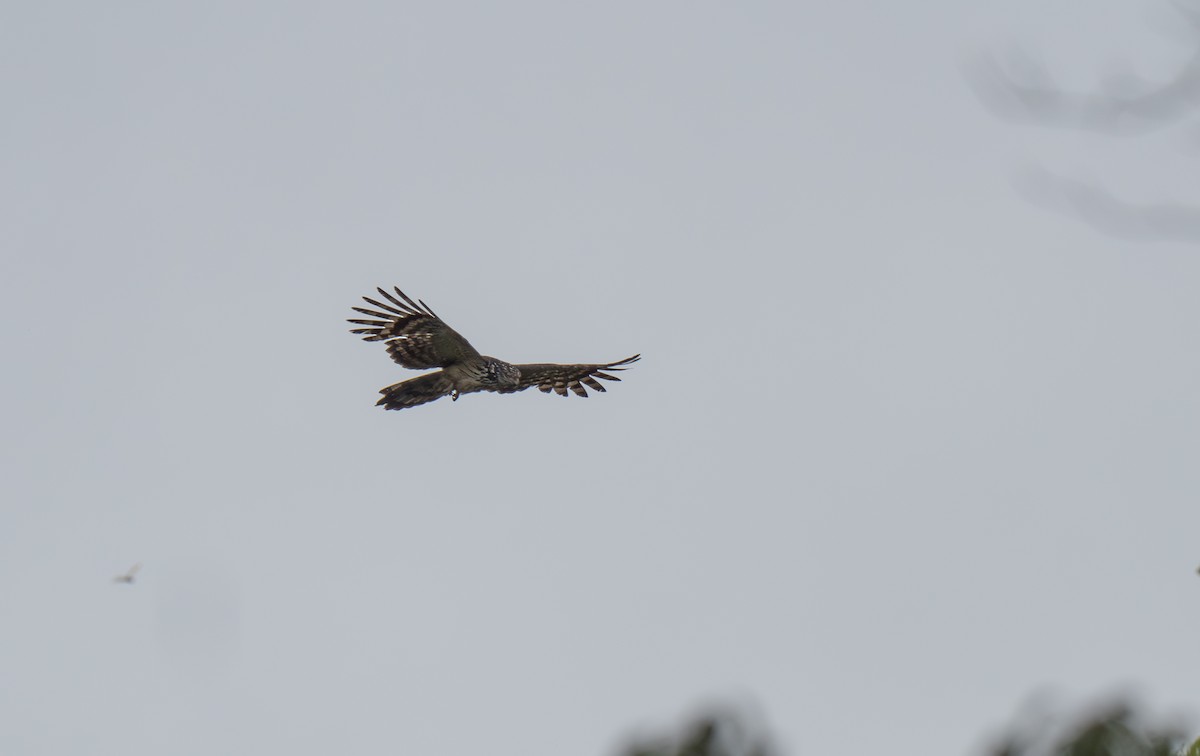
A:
<box><xmin>348</xmin><ymin>286</ymin><xmax>640</xmax><ymax>410</ymax></box>
<box><xmin>113</xmin><ymin>563</ymin><xmax>141</xmax><ymax>584</ymax></box>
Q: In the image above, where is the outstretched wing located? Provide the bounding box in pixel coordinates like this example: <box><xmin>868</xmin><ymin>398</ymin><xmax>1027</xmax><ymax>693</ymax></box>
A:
<box><xmin>507</xmin><ymin>355</ymin><xmax>641</xmax><ymax>397</ymax></box>
<box><xmin>348</xmin><ymin>286</ymin><xmax>481</xmax><ymax>369</ymax></box>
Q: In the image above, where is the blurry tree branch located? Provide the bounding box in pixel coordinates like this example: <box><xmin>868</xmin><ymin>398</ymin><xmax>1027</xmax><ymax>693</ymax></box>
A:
<box><xmin>966</xmin><ymin>48</ymin><xmax>1200</xmax><ymax>136</ymax></box>
<box><xmin>964</xmin><ymin>1</ymin><xmax>1200</xmax><ymax>242</ymax></box>
<box><xmin>611</xmin><ymin>697</ymin><xmax>1199</xmax><ymax>756</ymax></box>
<box><xmin>617</xmin><ymin>707</ymin><xmax>777</xmax><ymax>756</ymax></box>
<box><xmin>986</xmin><ymin>699</ymin><xmax>1194</xmax><ymax>756</ymax></box>
<box><xmin>1014</xmin><ymin>166</ymin><xmax>1200</xmax><ymax>242</ymax></box>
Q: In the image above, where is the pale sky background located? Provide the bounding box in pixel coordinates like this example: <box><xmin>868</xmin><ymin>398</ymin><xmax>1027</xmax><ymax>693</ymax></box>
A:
<box><xmin>3</xmin><ymin>2</ymin><xmax>1199</xmax><ymax>755</ymax></box>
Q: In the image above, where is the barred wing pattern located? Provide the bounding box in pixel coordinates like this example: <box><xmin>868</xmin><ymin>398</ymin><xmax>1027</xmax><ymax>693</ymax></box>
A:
<box><xmin>348</xmin><ymin>287</ymin><xmax>480</xmax><ymax>369</ymax></box>
<box><xmin>508</xmin><ymin>356</ymin><xmax>641</xmax><ymax>397</ymax></box>
<box><xmin>348</xmin><ymin>285</ymin><xmax>640</xmax><ymax>411</ymax></box>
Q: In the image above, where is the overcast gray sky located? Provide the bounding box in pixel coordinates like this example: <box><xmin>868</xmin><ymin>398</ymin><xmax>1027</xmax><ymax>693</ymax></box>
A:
<box><xmin>3</xmin><ymin>2</ymin><xmax>1199</xmax><ymax>755</ymax></box>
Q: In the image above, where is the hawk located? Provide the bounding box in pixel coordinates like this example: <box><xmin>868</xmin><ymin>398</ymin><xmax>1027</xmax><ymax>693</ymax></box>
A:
<box><xmin>348</xmin><ymin>286</ymin><xmax>640</xmax><ymax>411</ymax></box>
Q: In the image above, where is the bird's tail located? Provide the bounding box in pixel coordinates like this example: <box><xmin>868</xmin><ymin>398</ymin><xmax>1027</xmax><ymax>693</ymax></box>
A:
<box><xmin>376</xmin><ymin>371</ymin><xmax>455</xmax><ymax>411</ymax></box>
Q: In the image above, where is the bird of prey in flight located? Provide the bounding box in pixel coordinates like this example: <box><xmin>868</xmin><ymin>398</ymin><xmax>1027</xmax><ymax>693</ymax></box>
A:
<box><xmin>113</xmin><ymin>563</ymin><xmax>141</xmax><ymax>584</ymax></box>
<box><xmin>349</xmin><ymin>286</ymin><xmax>640</xmax><ymax>411</ymax></box>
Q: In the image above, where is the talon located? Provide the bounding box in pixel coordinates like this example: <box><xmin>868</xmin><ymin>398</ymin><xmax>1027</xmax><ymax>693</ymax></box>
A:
<box><xmin>451</xmin><ymin>389</ymin><xmax>460</xmax><ymax>401</ymax></box>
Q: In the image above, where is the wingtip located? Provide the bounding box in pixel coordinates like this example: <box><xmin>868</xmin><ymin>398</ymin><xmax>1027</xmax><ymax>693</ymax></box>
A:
<box><xmin>605</xmin><ymin>354</ymin><xmax>641</xmax><ymax>369</ymax></box>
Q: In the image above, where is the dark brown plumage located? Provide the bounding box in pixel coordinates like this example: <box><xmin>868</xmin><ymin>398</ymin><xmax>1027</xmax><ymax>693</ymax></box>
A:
<box><xmin>348</xmin><ymin>286</ymin><xmax>640</xmax><ymax>411</ymax></box>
